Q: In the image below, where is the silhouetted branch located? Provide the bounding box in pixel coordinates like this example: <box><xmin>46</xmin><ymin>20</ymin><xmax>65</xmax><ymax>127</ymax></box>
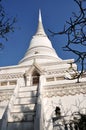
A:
<box><xmin>49</xmin><ymin>0</ymin><xmax>86</xmax><ymax>80</ymax></box>
<box><xmin>0</xmin><ymin>0</ymin><xmax>16</xmax><ymax>49</ymax></box>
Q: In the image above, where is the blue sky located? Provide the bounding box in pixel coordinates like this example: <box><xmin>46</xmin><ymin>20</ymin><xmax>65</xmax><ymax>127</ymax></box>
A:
<box><xmin>0</xmin><ymin>0</ymin><xmax>82</xmax><ymax>67</ymax></box>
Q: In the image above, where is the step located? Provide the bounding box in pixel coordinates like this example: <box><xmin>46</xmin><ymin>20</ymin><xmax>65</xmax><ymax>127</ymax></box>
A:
<box><xmin>21</xmin><ymin>85</ymin><xmax>37</xmax><ymax>88</ymax></box>
<box><xmin>19</xmin><ymin>86</ymin><xmax>38</xmax><ymax>92</ymax></box>
<box><xmin>8</xmin><ymin>112</ymin><xmax>35</xmax><ymax>122</ymax></box>
<box><xmin>7</xmin><ymin>122</ymin><xmax>34</xmax><ymax>130</ymax></box>
<box><xmin>0</xmin><ymin>86</ymin><xmax>15</xmax><ymax>91</ymax></box>
<box><xmin>11</xmin><ymin>104</ymin><xmax>36</xmax><ymax>113</ymax></box>
<box><xmin>14</xmin><ymin>97</ymin><xmax>37</xmax><ymax>105</ymax></box>
<box><xmin>18</xmin><ymin>91</ymin><xmax>37</xmax><ymax>98</ymax></box>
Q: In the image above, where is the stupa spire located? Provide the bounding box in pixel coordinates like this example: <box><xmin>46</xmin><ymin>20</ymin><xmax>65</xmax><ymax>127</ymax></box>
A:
<box><xmin>19</xmin><ymin>10</ymin><xmax>62</xmax><ymax>65</ymax></box>
<box><xmin>35</xmin><ymin>9</ymin><xmax>46</xmax><ymax>36</ymax></box>
<box><xmin>39</xmin><ymin>9</ymin><xmax>42</xmax><ymax>22</ymax></box>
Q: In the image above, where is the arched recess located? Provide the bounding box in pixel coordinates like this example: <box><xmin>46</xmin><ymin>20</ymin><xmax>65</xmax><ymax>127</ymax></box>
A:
<box><xmin>32</xmin><ymin>70</ymin><xmax>40</xmax><ymax>85</ymax></box>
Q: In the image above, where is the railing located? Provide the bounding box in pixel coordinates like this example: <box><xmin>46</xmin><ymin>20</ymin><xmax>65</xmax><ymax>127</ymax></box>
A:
<box><xmin>1</xmin><ymin>83</ymin><xmax>20</xmax><ymax>130</ymax></box>
<box><xmin>34</xmin><ymin>84</ymin><xmax>42</xmax><ymax>130</ymax></box>
<box><xmin>34</xmin><ymin>76</ymin><xmax>44</xmax><ymax>130</ymax></box>
<box><xmin>7</xmin><ymin>83</ymin><xmax>20</xmax><ymax>118</ymax></box>
<box><xmin>53</xmin><ymin>121</ymin><xmax>79</xmax><ymax>130</ymax></box>
<box><xmin>53</xmin><ymin>116</ymin><xmax>86</xmax><ymax>130</ymax></box>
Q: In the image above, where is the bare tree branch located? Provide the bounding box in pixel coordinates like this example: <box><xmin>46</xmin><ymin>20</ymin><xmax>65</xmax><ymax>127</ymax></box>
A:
<box><xmin>0</xmin><ymin>0</ymin><xmax>16</xmax><ymax>49</ymax></box>
<box><xmin>49</xmin><ymin>0</ymin><xmax>86</xmax><ymax>80</ymax></box>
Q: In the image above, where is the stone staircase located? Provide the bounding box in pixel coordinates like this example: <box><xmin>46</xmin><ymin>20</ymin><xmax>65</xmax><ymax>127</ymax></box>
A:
<box><xmin>7</xmin><ymin>85</ymin><xmax>38</xmax><ymax>130</ymax></box>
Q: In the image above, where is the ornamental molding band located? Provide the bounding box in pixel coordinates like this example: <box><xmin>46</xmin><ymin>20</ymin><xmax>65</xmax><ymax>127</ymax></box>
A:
<box><xmin>46</xmin><ymin>69</ymin><xmax>66</xmax><ymax>75</ymax></box>
<box><xmin>0</xmin><ymin>72</ymin><xmax>24</xmax><ymax>79</ymax></box>
<box><xmin>43</xmin><ymin>82</ymin><xmax>86</xmax><ymax>97</ymax></box>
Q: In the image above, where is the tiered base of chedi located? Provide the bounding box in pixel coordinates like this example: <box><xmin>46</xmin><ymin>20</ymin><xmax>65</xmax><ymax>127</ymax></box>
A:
<box><xmin>0</xmin><ymin>10</ymin><xmax>86</xmax><ymax>130</ymax></box>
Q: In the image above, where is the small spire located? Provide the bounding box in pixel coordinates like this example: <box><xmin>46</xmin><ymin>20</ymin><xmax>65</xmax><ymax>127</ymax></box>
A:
<box><xmin>39</xmin><ymin>9</ymin><xmax>42</xmax><ymax>22</ymax></box>
<box><xmin>35</xmin><ymin>9</ymin><xmax>46</xmax><ymax>36</ymax></box>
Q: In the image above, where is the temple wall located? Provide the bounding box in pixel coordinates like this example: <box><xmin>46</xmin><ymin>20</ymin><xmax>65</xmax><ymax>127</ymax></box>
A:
<box><xmin>43</xmin><ymin>93</ymin><xmax>86</xmax><ymax>130</ymax></box>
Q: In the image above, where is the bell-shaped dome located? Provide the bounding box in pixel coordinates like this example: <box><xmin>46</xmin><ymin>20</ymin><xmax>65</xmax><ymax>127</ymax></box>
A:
<box><xmin>19</xmin><ymin>10</ymin><xmax>62</xmax><ymax>65</ymax></box>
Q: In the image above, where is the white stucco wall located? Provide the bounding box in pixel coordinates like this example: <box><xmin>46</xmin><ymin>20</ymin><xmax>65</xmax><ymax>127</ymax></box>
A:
<box><xmin>43</xmin><ymin>93</ymin><xmax>86</xmax><ymax>130</ymax></box>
